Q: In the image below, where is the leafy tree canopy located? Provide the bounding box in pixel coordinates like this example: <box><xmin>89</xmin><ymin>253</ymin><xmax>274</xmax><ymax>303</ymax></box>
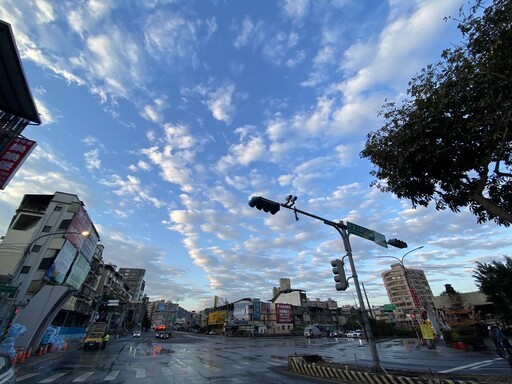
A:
<box><xmin>361</xmin><ymin>0</ymin><xmax>512</xmax><ymax>226</ymax></box>
<box><xmin>473</xmin><ymin>256</ymin><xmax>512</xmax><ymax>321</ymax></box>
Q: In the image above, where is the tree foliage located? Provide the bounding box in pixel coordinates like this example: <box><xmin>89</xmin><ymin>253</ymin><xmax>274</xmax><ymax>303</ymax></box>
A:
<box><xmin>473</xmin><ymin>256</ymin><xmax>512</xmax><ymax>321</ymax></box>
<box><xmin>361</xmin><ymin>0</ymin><xmax>512</xmax><ymax>226</ymax></box>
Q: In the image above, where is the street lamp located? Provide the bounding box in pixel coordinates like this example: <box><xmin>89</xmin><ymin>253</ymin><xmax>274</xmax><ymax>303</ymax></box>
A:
<box><xmin>380</xmin><ymin>245</ymin><xmax>424</xmax><ymax>268</ymax></box>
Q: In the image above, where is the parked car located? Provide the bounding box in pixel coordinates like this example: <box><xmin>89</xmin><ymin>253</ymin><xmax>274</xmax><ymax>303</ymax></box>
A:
<box><xmin>346</xmin><ymin>330</ymin><xmax>362</xmax><ymax>338</ymax></box>
<box><xmin>208</xmin><ymin>330</ymin><xmax>217</xmax><ymax>335</ymax></box>
<box><xmin>0</xmin><ymin>353</ymin><xmax>16</xmax><ymax>384</ymax></box>
<box><xmin>132</xmin><ymin>331</ymin><xmax>141</xmax><ymax>338</ymax></box>
<box><xmin>332</xmin><ymin>330</ymin><xmax>345</xmax><ymax>337</ymax></box>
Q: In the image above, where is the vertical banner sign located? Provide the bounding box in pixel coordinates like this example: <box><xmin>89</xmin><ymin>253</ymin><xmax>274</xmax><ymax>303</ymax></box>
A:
<box><xmin>45</xmin><ymin>241</ymin><xmax>77</xmax><ymax>284</ymax></box>
<box><xmin>0</xmin><ymin>137</ymin><xmax>37</xmax><ymax>189</ymax></box>
<box><xmin>66</xmin><ymin>206</ymin><xmax>93</xmax><ymax>250</ymax></box>
<box><xmin>253</xmin><ymin>299</ymin><xmax>260</xmax><ymax>321</ymax></box>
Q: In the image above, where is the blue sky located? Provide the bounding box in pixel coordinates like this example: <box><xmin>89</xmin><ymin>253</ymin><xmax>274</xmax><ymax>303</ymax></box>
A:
<box><xmin>0</xmin><ymin>0</ymin><xmax>508</xmax><ymax>312</ymax></box>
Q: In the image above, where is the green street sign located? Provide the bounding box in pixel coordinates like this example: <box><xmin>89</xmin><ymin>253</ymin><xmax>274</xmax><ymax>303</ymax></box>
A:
<box><xmin>0</xmin><ymin>285</ymin><xmax>17</xmax><ymax>293</ymax></box>
<box><xmin>383</xmin><ymin>304</ymin><xmax>397</xmax><ymax>312</ymax></box>
<box><xmin>347</xmin><ymin>222</ymin><xmax>388</xmax><ymax>248</ymax></box>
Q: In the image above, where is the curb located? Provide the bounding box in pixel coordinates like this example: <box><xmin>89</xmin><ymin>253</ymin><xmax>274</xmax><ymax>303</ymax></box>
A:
<box><xmin>287</xmin><ymin>355</ymin><xmax>507</xmax><ymax>384</ymax></box>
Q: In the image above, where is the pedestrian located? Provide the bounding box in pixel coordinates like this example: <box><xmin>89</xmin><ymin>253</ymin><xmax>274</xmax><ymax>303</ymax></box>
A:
<box><xmin>102</xmin><ymin>333</ymin><xmax>110</xmax><ymax>349</ymax></box>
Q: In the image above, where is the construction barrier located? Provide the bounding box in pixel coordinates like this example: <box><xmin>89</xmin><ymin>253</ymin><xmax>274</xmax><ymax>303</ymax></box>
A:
<box><xmin>287</xmin><ymin>355</ymin><xmax>507</xmax><ymax>384</ymax></box>
<box><xmin>16</xmin><ymin>348</ymin><xmax>25</xmax><ymax>364</ymax></box>
<box><xmin>25</xmin><ymin>347</ymin><xmax>31</xmax><ymax>359</ymax></box>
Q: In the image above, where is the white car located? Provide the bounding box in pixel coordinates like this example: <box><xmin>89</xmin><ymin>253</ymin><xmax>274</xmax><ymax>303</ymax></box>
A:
<box><xmin>346</xmin><ymin>331</ymin><xmax>362</xmax><ymax>338</ymax></box>
<box><xmin>132</xmin><ymin>331</ymin><xmax>141</xmax><ymax>338</ymax></box>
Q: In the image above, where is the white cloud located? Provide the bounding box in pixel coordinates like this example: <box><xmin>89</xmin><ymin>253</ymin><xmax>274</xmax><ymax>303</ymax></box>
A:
<box><xmin>281</xmin><ymin>0</ymin><xmax>310</xmax><ymax>23</ymax></box>
<box><xmin>84</xmin><ymin>149</ymin><xmax>101</xmax><ymax>171</ymax></box>
<box><xmin>206</xmin><ymin>84</ymin><xmax>236</xmax><ymax>124</ymax></box>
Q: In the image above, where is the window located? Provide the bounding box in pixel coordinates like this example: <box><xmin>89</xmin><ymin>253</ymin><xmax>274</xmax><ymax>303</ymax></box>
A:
<box><xmin>58</xmin><ymin>219</ymin><xmax>71</xmax><ymax>230</ymax></box>
<box><xmin>54</xmin><ymin>206</ymin><xmax>63</xmax><ymax>211</ymax></box>
<box><xmin>12</xmin><ymin>214</ymin><xmax>41</xmax><ymax>231</ymax></box>
<box><xmin>20</xmin><ymin>266</ymin><xmax>31</xmax><ymax>274</ymax></box>
<box><xmin>42</xmin><ymin>226</ymin><xmax>52</xmax><ymax>233</ymax></box>
<box><xmin>31</xmin><ymin>245</ymin><xmax>42</xmax><ymax>253</ymax></box>
<box><xmin>38</xmin><ymin>258</ymin><xmax>55</xmax><ymax>270</ymax></box>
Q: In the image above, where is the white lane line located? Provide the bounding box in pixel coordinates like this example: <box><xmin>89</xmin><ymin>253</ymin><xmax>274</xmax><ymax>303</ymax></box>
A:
<box><xmin>174</xmin><ymin>359</ymin><xmax>188</xmax><ymax>367</ymax></box>
<box><xmin>268</xmin><ymin>361</ymin><xmax>284</xmax><ymax>366</ymax></box>
<box><xmin>103</xmin><ymin>370</ymin><xmax>120</xmax><ymax>381</ymax></box>
<box><xmin>161</xmin><ymin>367</ymin><xmax>172</xmax><ymax>376</ymax></box>
<box><xmin>134</xmin><ymin>368</ymin><xmax>145</xmax><ymax>378</ymax></box>
<box><xmin>439</xmin><ymin>359</ymin><xmax>501</xmax><ymax>373</ymax></box>
<box><xmin>204</xmin><ymin>362</ymin><xmax>220</xmax><ymax>371</ymax></box>
<box><xmin>16</xmin><ymin>373</ymin><xmax>40</xmax><ymax>382</ymax></box>
<box><xmin>72</xmin><ymin>371</ymin><xmax>95</xmax><ymax>382</ymax></box>
<box><xmin>39</xmin><ymin>373</ymin><xmax>68</xmax><ymax>383</ymax></box>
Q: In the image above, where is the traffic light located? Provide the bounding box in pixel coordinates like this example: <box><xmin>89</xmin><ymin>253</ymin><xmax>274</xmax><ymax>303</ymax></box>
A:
<box><xmin>387</xmin><ymin>238</ymin><xmax>408</xmax><ymax>249</ymax></box>
<box><xmin>248</xmin><ymin>196</ymin><xmax>280</xmax><ymax>215</ymax></box>
<box><xmin>331</xmin><ymin>258</ymin><xmax>348</xmax><ymax>291</ymax></box>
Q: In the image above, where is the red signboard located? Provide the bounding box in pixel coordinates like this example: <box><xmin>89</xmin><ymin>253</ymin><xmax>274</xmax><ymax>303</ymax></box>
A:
<box><xmin>275</xmin><ymin>303</ymin><xmax>293</xmax><ymax>324</ymax></box>
<box><xmin>0</xmin><ymin>137</ymin><xmax>36</xmax><ymax>189</ymax></box>
<box><xmin>66</xmin><ymin>206</ymin><xmax>93</xmax><ymax>250</ymax></box>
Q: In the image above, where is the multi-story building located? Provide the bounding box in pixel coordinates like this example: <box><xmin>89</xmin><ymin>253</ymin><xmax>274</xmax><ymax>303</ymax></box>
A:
<box><xmin>118</xmin><ymin>268</ymin><xmax>145</xmax><ymax>300</ymax></box>
<box><xmin>381</xmin><ymin>263</ymin><xmax>434</xmax><ymax>327</ymax></box>
<box><xmin>0</xmin><ymin>192</ymin><xmax>101</xmax><ymax>348</ymax></box>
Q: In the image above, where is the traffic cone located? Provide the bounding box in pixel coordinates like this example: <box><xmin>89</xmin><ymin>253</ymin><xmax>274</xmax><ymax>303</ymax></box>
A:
<box><xmin>17</xmin><ymin>349</ymin><xmax>26</xmax><ymax>364</ymax></box>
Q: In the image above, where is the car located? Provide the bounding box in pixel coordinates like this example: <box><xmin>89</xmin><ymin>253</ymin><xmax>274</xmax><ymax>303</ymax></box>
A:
<box><xmin>208</xmin><ymin>330</ymin><xmax>217</xmax><ymax>335</ymax></box>
<box><xmin>155</xmin><ymin>332</ymin><xmax>169</xmax><ymax>339</ymax></box>
<box><xmin>333</xmin><ymin>331</ymin><xmax>345</xmax><ymax>337</ymax></box>
<box><xmin>132</xmin><ymin>331</ymin><xmax>141</xmax><ymax>338</ymax></box>
<box><xmin>346</xmin><ymin>331</ymin><xmax>362</xmax><ymax>338</ymax></box>
<box><xmin>0</xmin><ymin>353</ymin><xmax>16</xmax><ymax>384</ymax></box>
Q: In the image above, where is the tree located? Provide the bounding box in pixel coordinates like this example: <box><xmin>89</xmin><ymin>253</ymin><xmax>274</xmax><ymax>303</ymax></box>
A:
<box><xmin>361</xmin><ymin>0</ymin><xmax>512</xmax><ymax>226</ymax></box>
<box><xmin>473</xmin><ymin>256</ymin><xmax>512</xmax><ymax>321</ymax></box>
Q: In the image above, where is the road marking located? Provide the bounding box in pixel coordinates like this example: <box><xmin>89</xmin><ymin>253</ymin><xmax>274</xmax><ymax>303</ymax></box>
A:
<box><xmin>204</xmin><ymin>362</ymin><xmax>220</xmax><ymax>371</ymax></box>
<box><xmin>268</xmin><ymin>361</ymin><xmax>284</xmax><ymax>366</ymax></box>
<box><xmin>16</xmin><ymin>373</ymin><xmax>39</xmax><ymax>382</ymax></box>
<box><xmin>174</xmin><ymin>359</ymin><xmax>188</xmax><ymax>367</ymax></box>
<box><xmin>134</xmin><ymin>368</ymin><xmax>145</xmax><ymax>378</ymax></box>
<box><xmin>103</xmin><ymin>370</ymin><xmax>120</xmax><ymax>381</ymax></box>
<box><xmin>161</xmin><ymin>367</ymin><xmax>172</xmax><ymax>376</ymax></box>
<box><xmin>72</xmin><ymin>371</ymin><xmax>95</xmax><ymax>382</ymax></box>
<box><xmin>439</xmin><ymin>359</ymin><xmax>501</xmax><ymax>373</ymax></box>
<box><xmin>39</xmin><ymin>373</ymin><xmax>68</xmax><ymax>383</ymax></box>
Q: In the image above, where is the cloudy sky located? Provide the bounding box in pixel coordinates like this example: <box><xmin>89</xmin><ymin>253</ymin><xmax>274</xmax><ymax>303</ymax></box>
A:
<box><xmin>0</xmin><ymin>0</ymin><xmax>508</xmax><ymax>312</ymax></box>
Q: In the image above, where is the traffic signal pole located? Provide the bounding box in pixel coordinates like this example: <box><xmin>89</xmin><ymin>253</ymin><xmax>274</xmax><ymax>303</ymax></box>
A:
<box><xmin>249</xmin><ymin>196</ymin><xmax>383</xmax><ymax>372</ymax></box>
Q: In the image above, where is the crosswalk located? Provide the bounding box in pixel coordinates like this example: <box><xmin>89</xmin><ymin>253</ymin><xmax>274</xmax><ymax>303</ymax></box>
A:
<box><xmin>16</xmin><ymin>359</ymin><xmax>287</xmax><ymax>382</ymax></box>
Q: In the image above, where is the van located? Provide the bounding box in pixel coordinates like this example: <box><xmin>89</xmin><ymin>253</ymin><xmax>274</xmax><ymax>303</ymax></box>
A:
<box><xmin>304</xmin><ymin>326</ymin><xmax>322</xmax><ymax>338</ymax></box>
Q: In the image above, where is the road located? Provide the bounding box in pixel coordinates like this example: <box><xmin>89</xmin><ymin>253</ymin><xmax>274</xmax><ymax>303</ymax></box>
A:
<box><xmin>13</xmin><ymin>332</ymin><xmax>511</xmax><ymax>383</ymax></box>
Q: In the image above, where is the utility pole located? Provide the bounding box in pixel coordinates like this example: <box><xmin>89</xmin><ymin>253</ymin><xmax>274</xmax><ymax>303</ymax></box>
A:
<box><xmin>248</xmin><ymin>195</ymin><xmax>408</xmax><ymax>372</ymax></box>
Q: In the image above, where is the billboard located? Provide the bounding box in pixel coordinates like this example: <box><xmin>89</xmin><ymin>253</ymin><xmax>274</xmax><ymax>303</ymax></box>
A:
<box><xmin>64</xmin><ymin>254</ymin><xmax>91</xmax><ymax>290</ymax></box>
<box><xmin>233</xmin><ymin>303</ymin><xmax>250</xmax><ymax>321</ymax></box>
<box><xmin>66</xmin><ymin>206</ymin><xmax>93</xmax><ymax>250</ymax></box>
<box><xmin>208</xmin><ymin>310</ymin><xmax>227</xmax><ymax>325</ymax></box>
<box><xmin>0</xmin><ymin>137</ymin><xmax>36</xmax><ymax>189</ymax></box>
<box><xmin>79</xmin><ymin>230</ymin><xmax>99</xmax><ymax>263</ymax></box>
<box><xmin>275</xmin><ymin>303</ymin><xmax>293</xmax><ymax>324</ymax></box>
<box><xmin>45</xmin><ymin>240</ymin><xmax>77</xmax><ymax>284</ymax></box>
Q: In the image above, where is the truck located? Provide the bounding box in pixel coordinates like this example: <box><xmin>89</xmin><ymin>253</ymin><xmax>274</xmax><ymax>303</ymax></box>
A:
<box><xmin>83</xmin><ymin>322</ymin><xmax>108</xmax><ymax>350</ymax></box>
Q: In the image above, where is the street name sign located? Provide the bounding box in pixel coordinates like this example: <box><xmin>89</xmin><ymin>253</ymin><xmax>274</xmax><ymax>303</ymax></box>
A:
<box><xmin>347</xmin><ymin>222</ymin><xmax>388</xmax><ymax>248</ymax></box>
